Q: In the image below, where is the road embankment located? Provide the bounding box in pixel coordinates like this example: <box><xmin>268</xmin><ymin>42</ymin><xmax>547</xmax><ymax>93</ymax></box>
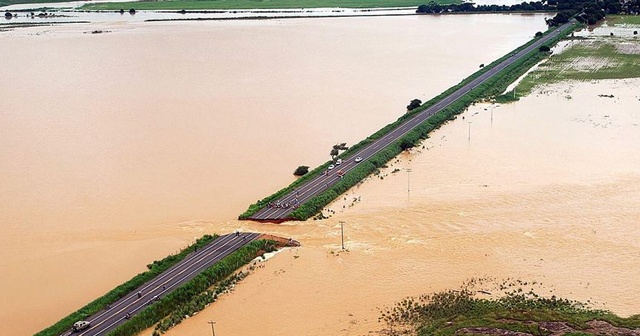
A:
<box><xmin>240</xmin><ymin>21</ymin><xmax>579</xmax><ymax>221</ymax></box>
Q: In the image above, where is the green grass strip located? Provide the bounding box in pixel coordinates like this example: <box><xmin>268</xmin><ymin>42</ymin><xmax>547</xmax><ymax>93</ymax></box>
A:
<box><xmin>35</xmin><ymin>234</ymin><xmax>218</xmax><ymax>336</ymax></box>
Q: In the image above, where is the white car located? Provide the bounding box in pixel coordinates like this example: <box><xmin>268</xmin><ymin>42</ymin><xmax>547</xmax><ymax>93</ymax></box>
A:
<box><xmin>73</xmin><ymin>321</ymin><xmax>91</xmax><ymax>332</ymax></box>
<box><xmin>328</xmin><ymin>164</ymin><xmax>335</xmax><ymax>170</ymax></box>
<box><xmin>354</xmin><ymin>156</ymin><xmax>363</xmax><ymax>163</ymax></box>
<box><xmin>336</xmin><ymin>159</ymin><xmax>342</xmax><ymax>165</ymax></box>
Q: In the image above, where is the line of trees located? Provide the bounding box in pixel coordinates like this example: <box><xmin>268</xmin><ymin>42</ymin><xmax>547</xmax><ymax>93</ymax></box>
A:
<box><xmin>417</xmin><ymin>0</ymin><xmax>640</xmax><ymax>27</ymax></box>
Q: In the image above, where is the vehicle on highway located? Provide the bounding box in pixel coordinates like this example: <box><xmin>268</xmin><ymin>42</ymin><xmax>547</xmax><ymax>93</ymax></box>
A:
<box><xmin>72</xmin><ymin>321</ymin><xmax>91</xmax><ymax>332</ymax></box>
<box><xmin>354</xmin><ymin>156</ymin><xmax>363</xmax><ymax>163</ymax></box>
<box><xmin>328</xmin><ymin>164</ymin><xmax>335</xmax><ymax>170</ymax></box>
<box><xmin>336</xmin><ymin>159</ymin><xmax>342</xmax><ymax>165</ymax></box>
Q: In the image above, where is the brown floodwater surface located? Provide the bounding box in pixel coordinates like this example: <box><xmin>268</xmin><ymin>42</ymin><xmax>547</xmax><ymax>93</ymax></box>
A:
<box><xmin>162</xmin><ymin>79</ymin><xmax>640</xmax><ymax>336</ymax></box>
<box><xmin>5</xmin><ymin>13</ymin><xmax>634</xmax><ymax>336</ymax></box>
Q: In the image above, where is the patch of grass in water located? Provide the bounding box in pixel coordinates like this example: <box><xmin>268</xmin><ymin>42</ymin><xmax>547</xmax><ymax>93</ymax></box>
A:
<box><xmin>379</xmin><ymin>278</ymin><xmax>640</xmax><ymax>336</ymax></box>
<box><xmin>515</xmin><ymin>38</ymin><xmax>640</xmax><ymax>96</ymax></box>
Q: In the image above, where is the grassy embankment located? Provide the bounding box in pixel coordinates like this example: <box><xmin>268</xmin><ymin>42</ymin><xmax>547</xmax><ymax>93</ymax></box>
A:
<box><xmin>79</xmin><ymin>0</ymin><xmax>457</xmax><ymax>11</ymax></box>
<box><xmin>239</xmin><ymin>22</ymin><xmax>579</xmax><ymax>221</ymax></box>
<box><xmin>380</xmin><ymin>280</ymin><xmax>640</xmax><ymax>336</ymax></box>
<box><xmin>503</xmin><ymin>15</ymin><xmax>640</xmax><ymax>99</ymax></box>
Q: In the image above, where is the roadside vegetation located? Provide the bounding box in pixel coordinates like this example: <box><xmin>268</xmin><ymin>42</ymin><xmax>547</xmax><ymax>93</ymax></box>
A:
<box><xmin>79</xmin><ymin>0</ymin><xmax>457</xmax><ymax>12</ymax></box>
<box><xmin>107</xmin><ymin>239</ymin><xmax>279</xmax><ymax>336</ymax></box>
<box><xmin>379</xmin><ymin>279</ymin><xmax>640</xmax><ymax>336</ymax></box>
<box><xmin>240</xmin><ymin>21</ymin><xmax>577</xmax><ymax>221</ymax></box>
<box><xmin>35</xmin><ymin>235</ymin><xmax>218</xmax><ymax>336</ymax></box>
<box><xmin>509</xmin><ymin>16</ymin><xmax>640</xmax><ymax>99</ymax></box>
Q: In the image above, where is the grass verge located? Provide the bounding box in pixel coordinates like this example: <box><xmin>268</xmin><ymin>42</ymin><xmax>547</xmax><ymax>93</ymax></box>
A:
<box><xmin>35</xmin><ymin>235</ymin><xmax>218</xmax><ymax>336</ymax></box>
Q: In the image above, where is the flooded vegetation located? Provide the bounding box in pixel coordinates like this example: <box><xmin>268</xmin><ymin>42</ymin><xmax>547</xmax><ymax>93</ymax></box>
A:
<box><xmin>515</xmin><ymin>16</ymin><xmax>640</xmax><ymax>96</ymax></box>
<box><xmin>379</xmin><ymin>278</ymin><xmax>640</xmax><ymax>335</ymax></box>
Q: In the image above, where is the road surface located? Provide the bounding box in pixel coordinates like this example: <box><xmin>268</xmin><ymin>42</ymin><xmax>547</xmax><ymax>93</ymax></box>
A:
<box><xmin>249</xmin><ymin>21</ymin><xmax>575</xmax><ymax>221</ymax></box>
<box><xmin>65</xmin><ymin>232</ymin><xmax>260</xmax><ymax>336</ymax></box>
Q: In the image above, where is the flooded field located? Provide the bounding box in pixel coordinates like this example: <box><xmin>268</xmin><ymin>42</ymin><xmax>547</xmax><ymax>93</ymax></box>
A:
<box><xmin>4</xmin><ymin>13</ymin><xmax>638</xmax><ymax>336</ymax></box>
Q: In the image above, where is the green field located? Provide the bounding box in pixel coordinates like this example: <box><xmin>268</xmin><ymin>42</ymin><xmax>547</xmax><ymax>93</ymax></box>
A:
<box><xmin>74</xmin><ymin>0</ymin><xmax>457</xmax><ymax>11</ymax></box>
<box><xmin>515</xmin><ymin>39</ymin><xmax>640</xmax><ymax>96</ymax></box>
<box><xmin>607</xmin><ymin>14</ymin><xmax>640</xmax><ymax>25</ymax></box>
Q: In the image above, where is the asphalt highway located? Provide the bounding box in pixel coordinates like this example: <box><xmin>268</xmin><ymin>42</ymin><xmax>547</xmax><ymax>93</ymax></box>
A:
<box><xmin>65</xmin><ymin>232</ymin><xmax>260</xmax><ymax>336</ymax></box>
<box><xmin>250</xmin><ymin>21</ymin><xmax>575</xmax><ymax>221</ymax></box>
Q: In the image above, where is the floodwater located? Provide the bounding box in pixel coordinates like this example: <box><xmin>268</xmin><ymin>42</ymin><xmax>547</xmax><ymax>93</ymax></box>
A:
<box><xmin>160</xmin><ymin>78</ymin><xmax>640</xmax><ymax>336</ymax></box>
<box><xmin>2</xmin><ymin>13</ymin><xmax>635</xmax><ymax>336</ymax></box>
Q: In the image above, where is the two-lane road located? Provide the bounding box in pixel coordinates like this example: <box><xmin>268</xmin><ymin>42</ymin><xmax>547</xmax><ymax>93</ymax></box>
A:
<box><xmin>250</xmin><ymin>21</ymin><xmax>575</xmax><ymax>221</ymax></box>
<box><xmin>64</xmin><ymin>232</ymin><xmax>260</xmax><ymax>336</ymax></box>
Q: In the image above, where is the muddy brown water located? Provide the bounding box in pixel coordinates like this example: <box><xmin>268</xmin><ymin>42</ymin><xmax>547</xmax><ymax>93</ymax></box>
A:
<box><xmin>4</xmin><ymin>14</ymin><xmax>638</xmax><ymax>336</ymax></box>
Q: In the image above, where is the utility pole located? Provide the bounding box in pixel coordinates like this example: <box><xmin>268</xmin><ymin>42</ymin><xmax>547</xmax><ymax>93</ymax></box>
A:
<box><xmin>339</xmin><ymin>221</ymin><xmax>345</xmax><ymax>250</ymax></box>
<box><xmin>406</xmin><ymin>168</ymin><xmax>412</xmax><ymax>201</ymax></box>
<box><xmin>490</xmin><ymin>106</ymin><xmax>494</xmax><ymax>126</ymax></box>
<box><xmin>208</xmin><ymin>321</ymin><xmax>216</xmax><ymax>336</ymax></box>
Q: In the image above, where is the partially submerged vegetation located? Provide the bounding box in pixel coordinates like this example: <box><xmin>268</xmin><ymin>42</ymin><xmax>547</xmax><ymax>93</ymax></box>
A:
<box><xmin>509</xmin><ymin>16</ymin><xmax>640</xmax><ymax>99</ymax></box>
<box><xmin>379</xmin><ymin>279</ymin><xmax>640</xmax><ymax>336</ymax></box>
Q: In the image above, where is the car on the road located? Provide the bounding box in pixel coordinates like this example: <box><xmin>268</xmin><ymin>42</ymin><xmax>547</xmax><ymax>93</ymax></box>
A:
<box><xmin>73</xmin><ymin>321</ymin><xmax>91</xmax><ymax>332</ymax></box>
<box><xmin>354</xmin><ymin>156</ymin><xmax>363</xmax><ymax>163</ymax></box>
<box><xmin>328</xmin><ymin>164</ymin><xmax>335</xmax><ymax>170</ymax></box>
<box><xmin>336</xmin><ymin>159</ymin><xmax>342</xmax><ymax>165</ymax></box>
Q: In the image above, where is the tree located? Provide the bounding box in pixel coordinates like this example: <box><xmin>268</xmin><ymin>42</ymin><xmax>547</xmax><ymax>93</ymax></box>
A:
<box><xmin>330</xmin><ymin>143</ymin><xmax>349</xmax><ymax>161</ymax></box>
<box><xmin>293</xmin><ymin>166</ymin><xmax>309</xmax><ymax>176</ymax></box>
<box><xmin>330</xmin><ymin>148</ymin><xmax>339</xmax><ymax>157</ymax></box>
<box><xmin>406</xmin><ymin>99</ymin><xmax>422</xmax><ymax>111</ymax></box>
<box><xmin>535</xmin><ymin>31</ymin><xmax>543</xmax><ymax>37</ymax></box>
<box><xmin>129</xmin><ymin>8</ymin><xmax>136</xmax><ymax>14</ymax></box>
<box><xmin>5</xmin><ymin>11</ymin><xmax>13</xmax><ymax>18</ymax></box>
<box><xmin>539</xmin><ymin>45</ymin><xmax>551</xmax><ymax>52</ymax></box>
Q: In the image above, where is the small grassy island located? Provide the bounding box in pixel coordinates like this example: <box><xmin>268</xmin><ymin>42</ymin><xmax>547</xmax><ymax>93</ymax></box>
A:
<box><xmin>380</xmin><ymin>280</ymin><xmax>640</xmax><ymax>336</ymax></box>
